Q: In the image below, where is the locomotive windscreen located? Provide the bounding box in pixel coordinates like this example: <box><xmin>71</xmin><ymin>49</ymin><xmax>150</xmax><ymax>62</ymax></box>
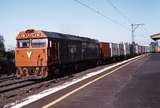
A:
<box><xmin>31</xmin><ymin>39</ymin><xmax>47</xmax><ymax>48</ymax></box>
<box><xmin>17</xmin><ymin>39</ymin><xmax>47</xmax><ymax>48</ymax></box>
<box><xmin>18</xmin><ymin>39</ymin><xmax>30</xmax><ymax>48</ymax></box>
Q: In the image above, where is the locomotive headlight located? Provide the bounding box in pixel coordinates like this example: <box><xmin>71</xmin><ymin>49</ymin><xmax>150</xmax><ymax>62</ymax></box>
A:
<box><xmin>21</xmin><ymin>34</ymin><xmax>26</xmax><ymax>37</ymax></box>
<box><xmin>35</xmin><ymin>33</ymin><xmax>41</xmax><ymax>37</ymax></box>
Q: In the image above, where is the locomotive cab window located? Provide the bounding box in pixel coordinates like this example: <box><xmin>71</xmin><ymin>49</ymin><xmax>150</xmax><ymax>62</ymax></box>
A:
<box><xmin>31</xmin><ymin>39</ymin><xmax>46</xmax><ymax>48</ymax></box>
<box><xmin>18</xmin><ymin>39</ymin><xmax>30</xmax><ymax>48</ymax></box>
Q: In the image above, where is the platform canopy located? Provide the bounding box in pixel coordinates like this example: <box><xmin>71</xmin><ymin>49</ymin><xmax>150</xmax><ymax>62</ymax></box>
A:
<box><xmin>150</xmin><ymin>33</ymin><xmax>160</xmax><ymax>41</ymax></box>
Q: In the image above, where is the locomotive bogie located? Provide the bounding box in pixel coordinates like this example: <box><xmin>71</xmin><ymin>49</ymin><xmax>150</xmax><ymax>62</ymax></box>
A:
<box><xmin>16</xmin><ymin>66</ymin><xmax>48</xmax><ymax>78</ymax></box>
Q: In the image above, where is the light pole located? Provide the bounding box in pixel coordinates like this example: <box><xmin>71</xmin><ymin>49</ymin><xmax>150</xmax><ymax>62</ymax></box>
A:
<box><xmin>131</xmin><ymin>24</ymin><xmax>144</xmax><ymax>44</ymax></box>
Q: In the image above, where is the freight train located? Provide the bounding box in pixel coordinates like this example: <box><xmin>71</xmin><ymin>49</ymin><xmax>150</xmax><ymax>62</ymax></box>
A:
<box><xmin>15</xmin><ymin>29</ymin><xmax>149</xmax><ymax>78</ymax></box>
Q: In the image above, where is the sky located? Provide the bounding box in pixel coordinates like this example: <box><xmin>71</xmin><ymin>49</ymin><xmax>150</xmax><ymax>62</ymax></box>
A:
<box><xmin>0</xmin><ymin>0</ymin><xmax>159</xmax><ymax>49</ymax></box>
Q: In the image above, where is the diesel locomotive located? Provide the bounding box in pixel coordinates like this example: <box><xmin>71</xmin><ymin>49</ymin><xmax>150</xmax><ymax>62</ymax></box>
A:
<box><xmin>16</xmin><ymin>29</ymin><xmax>100</xmax><ymax>78</ymax></box>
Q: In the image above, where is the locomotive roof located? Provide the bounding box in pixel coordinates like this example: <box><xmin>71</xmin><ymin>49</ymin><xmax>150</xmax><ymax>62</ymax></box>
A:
<box><xmin>42</xmin><ymin>31</ymin><xmax>99</xmax><ymax>43</ymax></box>
<box><xmin>17</xmin><ymin>29</ymin><xmax>99</xmax><ymax>43</ymax></box>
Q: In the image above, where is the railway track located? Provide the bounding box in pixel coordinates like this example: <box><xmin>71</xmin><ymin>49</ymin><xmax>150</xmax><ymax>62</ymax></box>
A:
<box><xmin>0</xmin><ymin>72</ymin><xmax>74</xmax><ymax>107</ymax></box>
<box><xmin>0</xmin><ymin>75</ymin><xmax>16</xmax><ymax>83</ymax></box>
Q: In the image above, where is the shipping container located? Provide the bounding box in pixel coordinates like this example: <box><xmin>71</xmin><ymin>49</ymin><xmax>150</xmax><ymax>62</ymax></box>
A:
<box><xmin>100</xmin><ymin>42</ymin><xmax>110</xmax><ymax>59</ymax></box>
<box><xmin>135</xmin><ymin>44</ymin><xmax>139</xmax><ymax>55</ymax></box>
<box><xmin>118</xmin><ymin>43</ymin><xmax>125</xmax><ymax>56</ymax></box>
<box><xmin>129</xmin><ymin>44</ymin><xmax>136</xmax><ymax>56</ymax></box>
<box><xmin>110</xmin><ymin>43</ymin><xmax>119</xmax><ymax>57</ymax></box>
<box><xmin>124</xmin><ymin>43</ymin><xmax>130</xmax><ymax>56</ymax></box>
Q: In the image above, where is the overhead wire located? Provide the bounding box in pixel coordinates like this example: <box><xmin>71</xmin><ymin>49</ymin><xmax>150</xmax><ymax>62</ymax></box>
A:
<box><xmin>74</xmin><ymin>0</ymin><xmax>151</xmax><ymax>45</ymax></box>
<box><xmin>104</xmin><ymin>0</ymin><xmax>152</xmax><ymax>42</ymax></box>
<box><xmin>142</xmin><ymin>26</ymin><xmax>151</xmax><ymax>35</ymax></box>
<box><xmin>73</xmin><ymin>0</ymin><xmax>130</xmax><ymax>30</ymax></box>
<box><xmin>105</xmin><ymin>0</ymin><xmax>151</xmax><ymax>39</ymax></box>
<box><xmin>105</xmin><ymin>0</ymin><xmax>132</xmax><ymax>24</ymax></box>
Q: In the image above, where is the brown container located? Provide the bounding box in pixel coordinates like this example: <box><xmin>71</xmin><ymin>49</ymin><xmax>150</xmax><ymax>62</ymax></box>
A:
<box><xmin>100</xmin><ymin>42</ymin><xmax>111</xmax><ymax>59</ymax></box>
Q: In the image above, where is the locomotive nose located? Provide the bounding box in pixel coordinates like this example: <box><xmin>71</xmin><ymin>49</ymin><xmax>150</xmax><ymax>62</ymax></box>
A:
<box><xmin>16</xmin><ymin>48</ymin><xmax>48</xmax><ymax>78</ymax></box>
<box><xmin>16</xmin><ymin>49</ymin><xmax>47</xmax><ymax>67</ymax></box>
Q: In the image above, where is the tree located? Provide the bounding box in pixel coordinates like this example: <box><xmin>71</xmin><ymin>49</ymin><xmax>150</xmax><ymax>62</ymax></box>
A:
<box><xmin>0</xmin><ymin>35</ymin><xmax>5</xmax><ymax>58</ymax></box>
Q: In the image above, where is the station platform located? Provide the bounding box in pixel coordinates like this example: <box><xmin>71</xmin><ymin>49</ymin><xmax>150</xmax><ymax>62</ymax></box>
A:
<box><xmin>10</xmin><ymin>53</ymin><xmax>160</xmax><ymax>108</ymax></box>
